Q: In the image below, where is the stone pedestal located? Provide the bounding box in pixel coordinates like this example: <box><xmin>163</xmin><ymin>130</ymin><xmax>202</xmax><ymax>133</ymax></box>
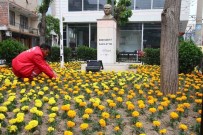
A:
<box><xmin>97</xmin><ymin>19</ymin><xmax>117</xmax><ymax>64</ymax></box>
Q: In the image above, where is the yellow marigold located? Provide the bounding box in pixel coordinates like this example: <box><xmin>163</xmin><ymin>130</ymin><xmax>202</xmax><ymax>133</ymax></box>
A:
<box><xmin>0</xmin><ymin>106</ymin><xmax>8</xmax><ymax>112</ymax></box>
<box><xmin>159</xmin><ymin>129</ymin><xmax>167</xmax><ymax>134</ymax></box>
<box><xmin>116</xmin><ymin>97</ymin><xmax>123</xmax><ymax>102</ymax></box>
<box><xmin>176</xmin><ymin>107</ymin><xmax>184</xmax><ymax>113</ymax></box>
<box><xmin>51</xmin><ymin>107</ymin><xmax>59</xmax><ymax>112</ymax></box>
<box><xmin>127</xmin><ymin>103</ymin><xmax>135</xmax><ymax>110</ymax></box>
<box><xmin>48</xmin><ymin>118</ymin><xmax>55</xmax><ymax>123</ymax></box>
<box><xmin>82</xmin><ymin>114</ymin><xmax>89</xmax><ymax>119</ymax></box>
<box><xmin>0</xmin><ymin>113</ymin><xmax>5</xmax><ymax>120</ymax></box>
<box><xmin>80</xmin><ymin>123</ymin><xmax>89</xmax><ymax>130</ymax></box>
<box><xmin>109</xmin><ymin>102</ymin><xmax>116</xmax><ymax>108</ymax></box>
<box><xmin>196</xmin><ymin>118</ymin><xmax>201</xmax><ymax>123</ymax></box>
<box><xmin>101</xmin><ymin>112</ymin><xmax>110</xmax><ymax>119</ymax></box>
<box><xmin>98</xmin><ymin>105</ymin><xmax>105</xmax><ymax>110</ymax></box>
<box><xmin>47</xmin><ymin>126</ymin><xmax>55</xmax><ymax>132</ymax></box>
<box><xmin>67</xmin><ymin>121</ymin><xmax>75</xmax><ymax>128</ymax></box>
<box><xmin>99</xmin><ymin>119</ymin><xmax>106</xmax><ymax>127</ymax></box>
<box><xmin>49</xmin><ymin>113</ymin><xmax>57</xmax><ymax>118</ymax></box>
<box><xmin>61</xmin><ymin>104</ymin><xmax>70</xmax><ymax>111</ymax></box>
<box><xmin>85</xmin><ymin>108</ymin><xmax>93</xmax><ymax>114</ymax></box>
<box><xmin>170</xmin><ymin>112</ymin><xmax>179</xmax><ymax>119</ymax></box>
<box><xmin>153</xmin><ymin>120</ymin><xmax>161</xmax><ymax>127</ymax></box>
<box><xmin>8</xmin><ymin>125</ymin><xmax>18</xmax><ymax>133</ymax></box>
<box><xmin>179</xmin><ymin>124</ymin><xmax>188</xmax><ymax>131</ymax></box>
<box><xmin>67</xmin><ymin>110</ymin><xmax>76</xmax><ymax>118</ymax></box>
<box><xmin>64</xmin><ymin>131</ymin><xmax>73</xmax><ymax>135</ymax></box>
<box><xmin>116</xmin><ymin>114</ymin><xmax>121</xmax><ymax>119</ymax></box>
<box><xmin>183</xmin><ymin>103</ymin><xmax>190</xmax><ymax>108</ymax></box>
<box><xmin>138</xmin><ymin>103</ymin><xmax>145</xmax><ymax>109</ymax></box>
<box><xmin>79</xmin><ymin>102</ymin><xmax>87</xmax><ymax>107</ymax></box>
<box><xmin>135</xmin><ymin>122</ymin><xmax>143</xmax><ymax>128</ymax></box>
<box><xmin>114</xmin><ymin>126</ymin><xmax>120</xmax><ymax>131</ymax></box>
<box><xmin>158</xmin><ymin>105</ymin><xmax>164</xmax><ymax>111</ymax></box>
<box><xmin>149</xmin><ymin>108</ymin><xmax>157</xmax><ymax>113</ymax></box>
<box><xmin>132</xmin><ymin>111</ymin><xmax>139</xmax><ymax>117</ymax></box>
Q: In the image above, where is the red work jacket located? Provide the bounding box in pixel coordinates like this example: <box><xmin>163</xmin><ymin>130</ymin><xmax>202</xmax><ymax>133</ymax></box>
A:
<box><xmin>12</xmin><ymin>46</ymin><xmax>55</xmax><ymax>78</ymax></box>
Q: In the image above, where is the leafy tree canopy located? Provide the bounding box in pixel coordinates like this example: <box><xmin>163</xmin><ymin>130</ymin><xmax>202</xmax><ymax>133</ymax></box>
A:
<box><xmin>107</xmin><ymin>0</ymin><xmax>133</xmax><ymax>26</ymax></box>
<box><xmin>45</xmin><ymin>15</ymin><xmax>60</xmax><ymax>39</ymax></box>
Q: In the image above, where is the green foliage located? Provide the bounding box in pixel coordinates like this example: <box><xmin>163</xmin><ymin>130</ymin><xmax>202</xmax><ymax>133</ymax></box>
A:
<box><xmin>38</xmin><ymin>0</ymin><xmax>54</xmax><ymax>13</ymax></box>
<box><xmin>0</xmin><ymin>39</ymin><xmax>27</xmax><ymax>66</ymax></box>
<box><xmin>179</xmin><ymin>40</ymin><xmax>203</xmax><ymax>74</ymax></box>
<box><xmin>142</xmin><ymin>48</ymin><xmax>160</xmax><ymax>65</ymax></box>
<box><xmin>76</xmin><ymin>46</ymin><xmax>97</xmax><ymax>61</ymax></box>
<box><xmin>107</xmin><ymin>0</ymin><xmax>133</xmax><ymax>26</ymax></box>
<box><xmin>47</xmin><ymin>46</ymin><xmax>72</xmax><ymax>62</ymax></box>
<box><xmin>45</xmin><ymin>15</ymin><xmax>60</xmax><ymax>39</ymax></box>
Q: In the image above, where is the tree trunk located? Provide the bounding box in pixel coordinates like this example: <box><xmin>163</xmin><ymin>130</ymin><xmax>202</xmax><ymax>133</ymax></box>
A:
<box><xmin>160</xmin><ymin>0</ymin><xmax>181</xmax><ymax>95</ymax></box>
<box><xmin>39</xmin><ymin>12</ymin><xmax>46</xmax><ymax>44</ymax></box>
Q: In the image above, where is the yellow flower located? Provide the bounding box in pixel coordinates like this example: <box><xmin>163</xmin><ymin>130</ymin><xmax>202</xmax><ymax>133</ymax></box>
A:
<box><xmin>179</xmin><ymin>124</ymin><xmax>188</xmax><ymax>131</ymax></box>
<box><xmin>0</xmin><ymin>106</ymin><xmax>8</xmax><ymax>112</ymax></box>
<box><xmin>98</xmin><ymin>105</ymin><xmax>105</xmax><ymax>111</ymax></box>
<box><xmin>101</xmin><ymin>112</ymin><xmax>110</xmax><ymax>119</ymax></box>
<box><xmin>114</xmin><ymin>126</ymin><xmax>120</xmax><ymax>131</ymax></box>
<box><xmin>49</xmin><ymin>113</ymin><xmax>57</xmax><ymax>118</ymax></box>
<box><xmin>153</xmin><ymin>121</ymin><xmax>161</xmax><ymax>127</ymax></box>
<box><xmin>80</xmin><ymin>123</ymin><xmax>89</xmax><ymax>130</ymax></box>
<box><xmin>99</xmin><ymin>119</ymin><xmax>106</xmax><ymax>127</ymax></box>
<box><xmin>67</xmin><ymin>110</ymin><xmax>76</xmax><ymax>118</ymax></box>
<box><xmin>79</xmin><ymin>102</ymin><xmax>87</xmax><ymax>107</ymax></box>
<box><xmin>170</xmin><ymin>112</ymin><xmax>179</xmax><ymax>119</ymax></box>
<box><xmin>116</xmin><ymin>115</ymin><xmax>121</xmax><ymax>119</ymax></box>
<box><xmin>67</xmin><ymin>121</ymin><xmax>75</xmax><ymax>128</ymax></box>
<box><xmin>24</xmin><ymin>120</ymin><xmax>38</xmax><ymax>130</ymax></box>
<box><xmin>138</xmin><ymin>103</ymin><xmax>145</xmax><ymax>109</ymax></box>
<box><xmin>43</xmin><ymin>86</ymin><xmax>49</xmax><ymax>91</ymax></box>
<box><xmin>64</xmin><ymin>131</ymin><xmax>73</xmax><ymax>135</ymax></box>
<box><xmin>135</xmin><ymin>122</ymin><xmax>143</xmax><ymax>128</ymax></box>
<box><xmin>51</xmin><ymin>106</ymin><xmax>59</xmax><ymax>112</ymax></box>
<box><xmin>48</xmin><ymin>126</ymin><xmax>55</xmax><ymax>132</ymax></box>
<box><xmin>159</xmin><ymin>129</ymin><xmax>167</xmax><ymax>134</ymax></box>
<box><xmin>0</xmin><ymin>113</ymin><xmax>5</xmax><ymax>120</ymax></box>
<box><xmin>61</xmin><ymin>104</ymin><xmax>70</xmax><ymax>111</ymax></box>
<box><xmin>149</xmin><ymin>108</ymin><xmax>157</xmax><ymax>113</ymax></box>
<box><xmin>132</xmin><ymin>111</ymin><xmax>139</xmax><ymax>117</ymax></box>
<box><xmin>127</xmin><ymin>103</ymin><xmax>135</xmax><ymax>110</ymax></box>
<box><xmin>196</xmin><ymin>117</ymin><xmax>201</xmax><ymax>123</ymax></box>
<box><xmin>85</xmin><ymin>108</ymin><xmax>93</xmax><ymax>114</ymax></box>
<box><xmin>82</xmin><ymin>114</ymin><xmax>89</xmax><ymax>119</ymax></box>
<box><xmin>48</xmin><ymin>118</ymin><xmax>55</xmax><ymax>123</ymax></box>
<box><xmin>8</xmin><ymin>125</ymin><xmax>18</xmax><ymax>133</ymax></box>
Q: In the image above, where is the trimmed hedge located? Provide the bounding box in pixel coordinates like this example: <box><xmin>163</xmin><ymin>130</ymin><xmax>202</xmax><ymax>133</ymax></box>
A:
<box><xmin>76</xmin><ymin>46</ymin><xmax>97</xmax><ymax>61</ymax></box>
<box><xmin>0</xmin><ymin>39</ymin><xmax>27</xmax><ymax>66</ymax></box>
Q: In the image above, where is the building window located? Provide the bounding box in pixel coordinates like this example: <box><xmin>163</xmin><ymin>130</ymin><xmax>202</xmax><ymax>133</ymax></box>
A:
<box><xmin>136</xmin><ymin>0</ymin><xmax>151</xmax><ymax>9</ymax></box>
<box><xmin>68</xmin><ymin>0</ymin><xmax>106</xmax><ymax>11</ymax></box>
<box><xmin>119</xmin><ymin>23</ymin><xmax>142</xmax><ymax>52</ymax></box>
<box><xmin>69</xmin><ymin>0</ymin><xmax>82</xmax><ymax>11</ymax></box>
<box><xmin>129</xmin><ymin>0</ymin><xmax>135</xmax><ymax>10</ymax></box>
<box><xmin>9</xmin><ymin>11</ymin><xmax>15</xmax><ymax>26</ymax></box>
<box><xmin>84</xmin><ymin>0</ymin><xmax>97</xmax><ymax>11</ymax></box>
<box><xmin>99</xmin><ymin>0</ymin><xmax>106</xmax><ymax>10</ymax></box>
<box><xmin>153</xmin><ymin>0</ymin><xmax>165</xmax><ymax>9</ymax></box>
<box><xmin>143</xmin><ymin>23</ymin><xmax>161</xmax><ymax>48</ymax></box>
<box><xmin>20</xmin><ymin>15</ymin><xmax>28</xmax><ymax>29</ymax></box>
<box><xmin>68</xmin><ymin>24</ymin><xmax>89</xmax><ymax>50</ymax></box>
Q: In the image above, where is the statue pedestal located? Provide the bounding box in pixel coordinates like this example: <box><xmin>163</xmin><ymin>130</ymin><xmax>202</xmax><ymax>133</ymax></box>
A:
<box><xmin>97</xmin><ymin>19</ymin><xmax>117</xmax><ymax>64</ymax></box>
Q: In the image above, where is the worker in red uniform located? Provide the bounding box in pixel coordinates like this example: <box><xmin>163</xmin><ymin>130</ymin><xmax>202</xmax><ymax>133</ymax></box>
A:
<box><xmin>12</xmin><ymin>43</ymin><xmax>57</xmax><ymax>81</ymax></box>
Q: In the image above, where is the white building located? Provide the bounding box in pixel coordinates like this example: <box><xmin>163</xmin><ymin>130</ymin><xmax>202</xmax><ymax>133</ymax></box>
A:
<box><xmin>51</xmin><ymin>0</ymin><xmax>190</xmax><ymax>52</ymax></box>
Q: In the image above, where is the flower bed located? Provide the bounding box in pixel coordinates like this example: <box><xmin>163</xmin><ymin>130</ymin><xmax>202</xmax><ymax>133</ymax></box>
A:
<box><xmin>0</xmin><ymin>62</ymin><xmax>202</xmax><ymax>135</ymax></box>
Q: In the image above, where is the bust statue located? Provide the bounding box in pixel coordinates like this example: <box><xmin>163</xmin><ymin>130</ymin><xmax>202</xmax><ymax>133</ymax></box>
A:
<box><xmin>102</xmin><ymin>4</ymin><xmax>114</xmax><ymax>19</ymax></box>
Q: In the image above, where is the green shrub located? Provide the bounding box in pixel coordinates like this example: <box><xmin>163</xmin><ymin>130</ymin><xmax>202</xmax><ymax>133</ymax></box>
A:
<box><xmin>48</xmin><ymin>46</ymin><xmax>72</xmax><ymax>62</ymax></box>
<box><xmin>0</xmin><ymin>39</ymin><xmax>27</xmax><ymax>66</ymax></box>
<box><xmin>76</xmin><ymin>46</ymin><xmax>97</xmax><ymax>61</ymax></box>
<box><xmin>142</xmin><ymin>48</ymin><xmax>160</xmax><ymax>65</ymax></box>
<box><xmin>179</xmin><ymin>40</ymin><xmax>203</xmax><ymax>74</ymax></box>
